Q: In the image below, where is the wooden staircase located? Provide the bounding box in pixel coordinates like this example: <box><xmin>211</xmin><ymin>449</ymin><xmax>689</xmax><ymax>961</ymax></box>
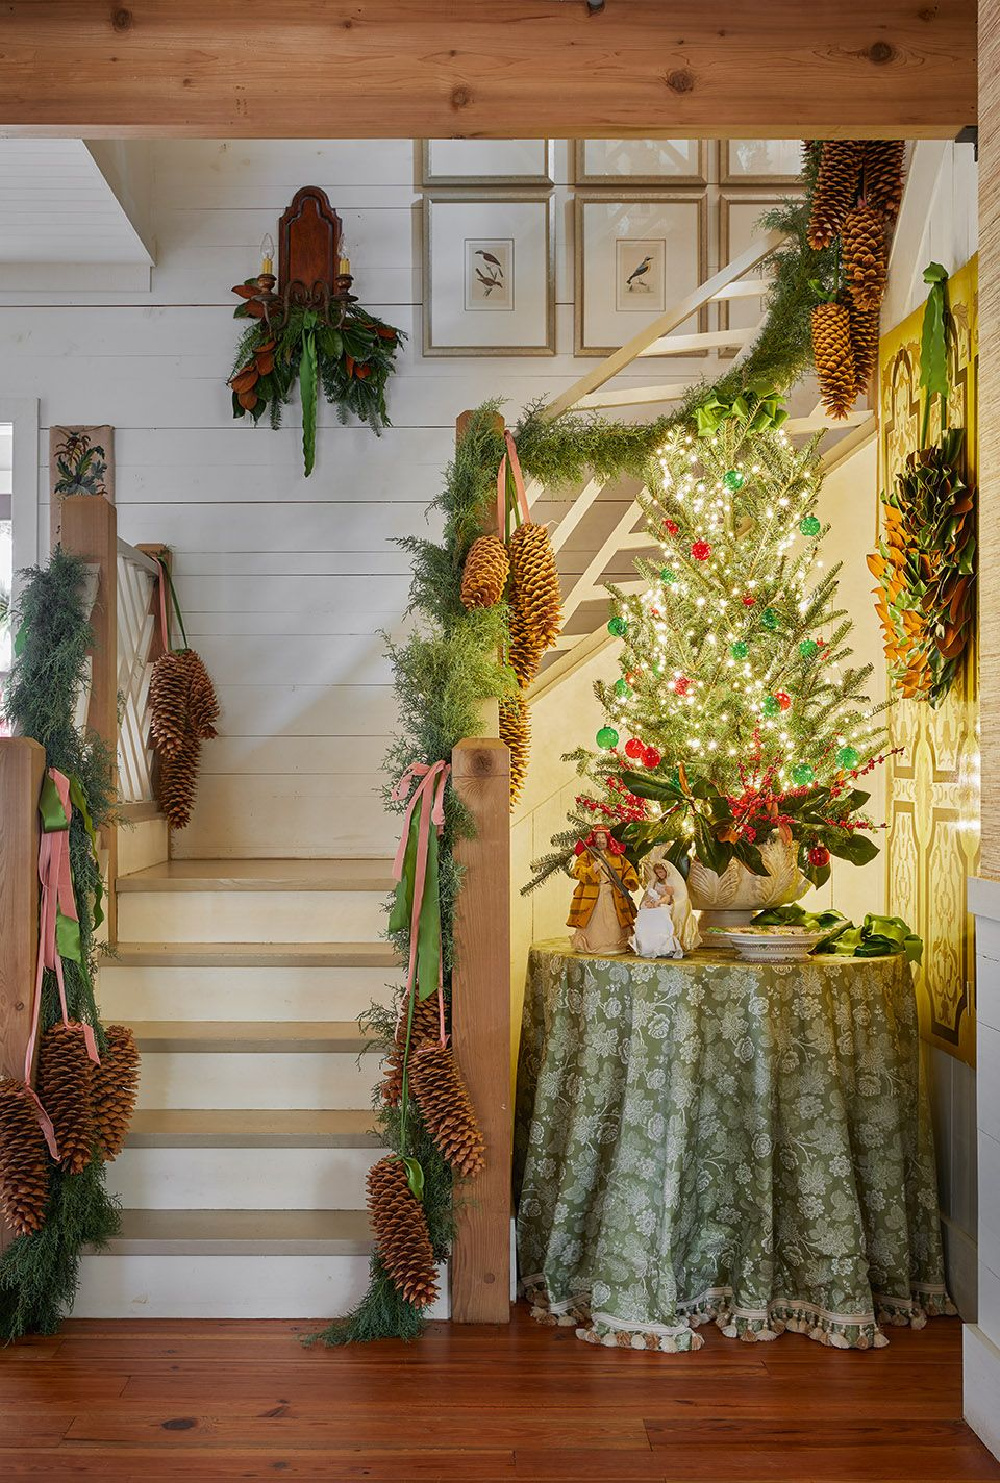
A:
<box><xmin>76</xmin><ymin>858</ymin><xmax>444</xmax><ymax>1319</ymax></box>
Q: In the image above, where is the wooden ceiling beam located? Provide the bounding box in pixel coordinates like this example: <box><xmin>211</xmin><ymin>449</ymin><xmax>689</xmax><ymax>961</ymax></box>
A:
<box><xmin>0</xmin><ymin>1</ymin><xmax>976</xmax><ymax>139</ymax></box>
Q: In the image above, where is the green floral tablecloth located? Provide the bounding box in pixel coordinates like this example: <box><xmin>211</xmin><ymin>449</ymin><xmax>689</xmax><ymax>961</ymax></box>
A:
<box><xmin>515</xmin><ymin>940</ymin><xmax>953</xmax><ymax>1353</ymax></box>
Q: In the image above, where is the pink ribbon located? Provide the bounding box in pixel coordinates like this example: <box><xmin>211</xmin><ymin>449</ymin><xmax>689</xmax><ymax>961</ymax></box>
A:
<box><xmin>496</xmin><ymin>429</ymin><xmax>530</xmax><ymax>537</ymax></box>
<box><xmin>391</xmin><ymin>760</ymin><xmax>450</xmax><ymax>1047</ymax></box>
<box><xmin>24</xmin><ymin>768</ymin><xmax>100</xmax><ymax>1161</ymax></box>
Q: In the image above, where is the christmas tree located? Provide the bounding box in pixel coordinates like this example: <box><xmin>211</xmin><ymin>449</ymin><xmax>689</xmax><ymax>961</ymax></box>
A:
<box><xmin>529</xmin><ymin>396</ymin><xmax>890</xmax><ymax>893</ymax></box>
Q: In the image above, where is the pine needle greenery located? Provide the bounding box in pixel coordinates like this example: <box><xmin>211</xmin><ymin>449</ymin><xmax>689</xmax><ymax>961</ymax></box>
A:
<box><xmin>1</xmin><ymin>549</ymin><xmax>119</xmax><ymax>1342</ymax></box>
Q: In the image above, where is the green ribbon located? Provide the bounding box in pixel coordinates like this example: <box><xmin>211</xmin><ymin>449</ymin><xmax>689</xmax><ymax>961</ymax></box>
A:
<box><xmin>694</xmin><ymin>389</ymin><xmax>788</xmax><ymax>439</ymax></box>
<box><xmin>300</xmin><ymin>311</ymin><xmax>319</xmax><ymax>478</ymax></box>
<box><xmin>388</xmin><ymin>794</ymin><xmax>443</xmax><ymax>1004</ymax></box>
<box><xmin>37</xmin><ymin>771</ymin><xmax>104</xmax><ymax>967</ymax></box>
<box><xmin>920</xmin><ymin>262</ymin><xmax>950</xmax><ymax>406</ymax></box>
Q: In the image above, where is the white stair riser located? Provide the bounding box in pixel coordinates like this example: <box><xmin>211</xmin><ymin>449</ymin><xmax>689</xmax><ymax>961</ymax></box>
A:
<box><xmin>98</xmin><ymin>964</ymin><xmax>397</xmax><ymax>1022</ymax></box>
<box><xmin>118</xmin><ymin>889</ymin><xmax>388</xmax><ymax>944</ymax></box>
<box><xmin>109</xmin><ymin>1147</ymin><xmax>383</xmax><ymax>1211</ymax></box>
<box><xmin>118</xmin><ymin>817</ymin><xmax>170</xmax><ymax>878</ymax></box>
<box><xmin>75</xmin><ymin>1254</ymin><xmax>451</xmax><ymax>1320</ymax></box>
<box><xmin>136</xmin><ymin>1051</ymin><xmax>384</xmax><ymax>1110</ymax></box>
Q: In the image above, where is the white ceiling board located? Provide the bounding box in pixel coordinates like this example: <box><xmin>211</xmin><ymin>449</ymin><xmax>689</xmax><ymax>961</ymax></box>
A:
<box><xmin>0</xmin><ymin>138</ymin><xmax>154</xmax><ymax>267</ymax></box>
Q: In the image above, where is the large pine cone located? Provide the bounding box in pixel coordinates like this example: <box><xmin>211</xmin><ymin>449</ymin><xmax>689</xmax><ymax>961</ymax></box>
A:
<box><xmin>35</xmin><ymin>1022</ymin><xmax>95</xmax><ymax>1176</ymax></box>
<box><xmin>499</xmin><ymin>695</ymin><xmax>530</xmax><ymax>809</ymax></box>
<box><xmin>156</xmin><ymin>734</ymin><xmax>201</xmax><ymax>829</ymax></box>
<box><xmin>366</xmin><ymin>1156</ymin><xmax>439</xmax><ymax>1309</ymax></box>
<box><xmin>460</xmin><ymin>534</ymin><xmax>509</xmax><ymax>611</ymax></box>
<box><xmin>91</xmin><ymin>1025</ymin><xmax>141</xmax><ymax>1161</ymax></box>
<box><xmin>0</xmin><ymin>1079</ymin><xmax>50</xmax><ymax>1237</ymax></box>
<box><xmin>508</xmin><ymin>587</ymin><xmax>545</xmax><ymax>690</ymax></box>
<box><xmin>182</xmin><ymin>650</ymin><xmax>221</xmax><ymax>740</ymax></box>
<box><xmin>864</xmin><ymin>140</ymin><xmax>905</xmax><ymax>220</ymax></box>
<box><xmin>842</xmin><ymin>204</ymin><xmax>888</xmax><ymax>311</ymax></box>
<box><xmin>149</xmin><ymin>650</ymin><xmax>192</xmax><ymax>760</ymax></box>
<box><xmin>849</xmin><ymin>299</ymin><xmax>880</xmax><ymax>397</ymax></box>
<box><xmin>509</xmin><ymin>523</ymin><xmax>561</xmax><ymax>651</ymax></box>
<box><xmin>807</xmin><ymin>141</ymin><xmax>863</xmax><ymax>250</ymax></box>
<box><xmin>811</xmin><ymin>301</ymin><xmax>856</xmax><ymax>421</ymax></box>
<box><xmin>381</xmin><ymin>993</ymin><xmax>442</xmax><ymax>1107</ymax></box>
<box><xmin>409</xmin><ymin>1043</ymin><xmax>485</xmax><ymax>1179</ymax></box>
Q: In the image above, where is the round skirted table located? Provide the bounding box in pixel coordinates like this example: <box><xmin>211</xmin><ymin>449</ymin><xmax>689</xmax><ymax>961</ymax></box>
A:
<box><xmin>514</xmin><ymin>940</ymin><xmax>954</xmax><ymax>1353</ymax></box>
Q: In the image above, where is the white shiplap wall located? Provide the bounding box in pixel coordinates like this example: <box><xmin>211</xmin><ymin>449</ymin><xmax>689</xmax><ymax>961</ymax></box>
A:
<box><xmin>0</xmin><ymin>138</ymin><xmax>722</xmax><ymax>859</ymax></box>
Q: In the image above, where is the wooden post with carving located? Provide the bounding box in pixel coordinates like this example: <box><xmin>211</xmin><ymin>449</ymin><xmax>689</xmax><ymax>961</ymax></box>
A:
<box><xmin>61</xmin><ymin>494</ymin><xmax>119</xmax><ymax>944</ymax></box>
<box><xmin>450</xmin><ymin>737</ymin><xmax>511</xmax><ymax>1323</ymax></box>
<box><xmin>0</xmin><ymin>736</ymin><xmax>46</xmax><ymax>1253</ymax></box>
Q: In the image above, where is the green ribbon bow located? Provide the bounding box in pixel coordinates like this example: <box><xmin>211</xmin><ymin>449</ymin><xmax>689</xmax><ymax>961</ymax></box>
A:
<box><xmin>37</xmin><ymin>771</ymin><xmax>104</xmax><ymax>970</ymax></box>
<box><xmin>694</xmin><ymin>389</ymin><xmax>788</xmax><ymax>439</ymax></box>
<box><xmin>920</xmin><ymin>262</ymin><xmax>950</xmax><ymax>407</ymax></box>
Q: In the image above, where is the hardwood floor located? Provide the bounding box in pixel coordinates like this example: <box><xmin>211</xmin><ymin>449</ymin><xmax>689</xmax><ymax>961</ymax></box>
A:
<box><xmin>1</xmin><ymin>1307</ymin><xmax>997</xmax><ymax>1481</ymax></box>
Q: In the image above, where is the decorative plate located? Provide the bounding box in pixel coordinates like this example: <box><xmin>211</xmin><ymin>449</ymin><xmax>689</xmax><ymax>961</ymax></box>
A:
<box><xmin>710</xmin><ymin>926</ymin><xmax>827</xmax><ymax>962</ymax></box>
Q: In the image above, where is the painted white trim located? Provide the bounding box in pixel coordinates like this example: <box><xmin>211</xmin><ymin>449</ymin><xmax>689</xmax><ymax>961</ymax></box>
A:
<box><xmin>0</xmin><ymin>396</ymin><xmax>39</xmax><ymax>609</ymax></box>
<box><xmin>964</xmin><ymin>1324</ymin><xmax>1000</xmax><ymax>1461</ymax></box>
<box><xmin>970</xmin><ymin>877</ymin><xmax>1000</xmax><ymax>923</ymax></box>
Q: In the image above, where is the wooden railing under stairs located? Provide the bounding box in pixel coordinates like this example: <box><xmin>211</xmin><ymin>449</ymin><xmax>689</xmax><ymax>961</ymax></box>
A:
<box><xmin>0</xmin><ymin>496</ymin><xmax>167</xmax><ymax>1242</ymax></box>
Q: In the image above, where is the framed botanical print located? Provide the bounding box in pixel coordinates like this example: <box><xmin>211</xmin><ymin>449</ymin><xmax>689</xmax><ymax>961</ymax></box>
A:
<box><xmin>718</xmin><ymin>190</ymin><xmax>804</xmax><ymax>353</ymax></box>
<box><xmin>574</xmin><ymin>191</ymin><xmax>707</xmax><ymax>357</ymax></box>
<box><xmin>420</xmin><ymin>140</ymin><xmax>554</xmax><ymax>187</ymax></box>
<box><xmin>423</xmin><ymin>193</ymin><xmax>555</xmax><ymax>356</ymax></box>
<box><xmin>721</xmin><ymin>139</ymin><xmax>804</xmax><ymax>186</ymax></box>
<box><xmin>575</xmin><ymin>140</ymin><xmax>708</xmax><ymax>187</ymax></box>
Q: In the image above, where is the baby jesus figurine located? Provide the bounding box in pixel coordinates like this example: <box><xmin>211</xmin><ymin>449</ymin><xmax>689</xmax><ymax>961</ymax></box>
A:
<box><xmin>631</xmin><ymin>861</ymin><xmax>684</xmax><ymax>959</ymax></box>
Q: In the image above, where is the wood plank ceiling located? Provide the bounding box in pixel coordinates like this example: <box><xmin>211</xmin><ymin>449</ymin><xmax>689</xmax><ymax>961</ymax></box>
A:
<box><xmin>0</xmin><ymin>1</ymin><xmax>976</xmax><ymax>139</ymax></box>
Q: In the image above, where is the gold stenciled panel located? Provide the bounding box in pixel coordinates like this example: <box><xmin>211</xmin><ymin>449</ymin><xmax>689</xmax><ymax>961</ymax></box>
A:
<box><xmin>878</xmin><ymin>256</ymin><xmax>980</xmax><ymax>1065</ymax></box>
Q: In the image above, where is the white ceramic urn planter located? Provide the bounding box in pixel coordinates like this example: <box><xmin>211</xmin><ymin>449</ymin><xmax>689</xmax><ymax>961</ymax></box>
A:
<box><xmin>687</xmin><ymin>832</ymin><xmax>810</xmax><ymax>928</ymax></box>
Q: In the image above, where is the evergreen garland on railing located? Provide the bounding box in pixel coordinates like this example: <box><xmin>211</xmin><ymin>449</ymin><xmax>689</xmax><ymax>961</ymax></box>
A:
<box><xmin>0</xmin><ymin>550</ymin><xmax>119</xmax><ymax>1342</ymax></box>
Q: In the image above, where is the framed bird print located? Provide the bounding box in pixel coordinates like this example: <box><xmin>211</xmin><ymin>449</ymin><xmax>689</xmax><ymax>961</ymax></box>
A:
<box><xmin>574</xmin><ymin>191</ymin><xmax>707</xmax><ymax>357</ymax></box>
<box><xmin>423</xmin><ymin>193</ymin><xmax>555</xmax><ymax>356</ymax></box>
<box><xmin>575</xmin><ymin>140</ymin><xmax>708</xmax><ymax>187</ymax></box>
<box><xmin>420</xmin><ymin>140</ymin><xmax>554</xmax><ymax>187</ymax></box>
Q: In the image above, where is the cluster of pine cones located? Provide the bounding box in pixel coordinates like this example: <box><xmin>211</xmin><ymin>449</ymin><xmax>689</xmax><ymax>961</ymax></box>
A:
<box><xmin>807</xmin><ymin>140</ymin><xmax>905</xmax><ymax>420</ymax></box>
<box><xmin>459</xmin><ymin>501</ymin><xmax>562</xmax><ymax>807</ymax></box>
<box><xmin>0</xmin><ymin>1023</ymin><xmax>140</xmax><ymax>1237</ymax></box>
<box><xmin>149</xmin><ymin>646</ymin><xmax>221</xmax><ymax>828</ymax></box>
<box><xmin>371</xmin><ymin>987</ymin><xmax>486</xmax><ymax>1309</ymax></box>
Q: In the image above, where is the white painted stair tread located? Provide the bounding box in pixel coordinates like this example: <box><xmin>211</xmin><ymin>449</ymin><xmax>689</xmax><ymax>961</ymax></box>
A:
<box><xmin>117</xmin><ymin>857</ymin><xmax>396</xmax><ymax>892</ymax></box>
<box><xmin>127</xmin><ymin>1108</ymin><xmax>382</xmax><ymax>1147</ymax></box>
<box><xmin>127</xmin><ymin>1020</ymin><xmax>371</xmax><ymax>1053</ymax></box>
<box><xmin>107</xmin><ymin>940</ymin><xmax>400</xmax><ymax>968</ymax></box>
<box><xmin>100</xmin><ymin>1207</ymin><xmax>375</xmax><ymax>1254</ymax></box>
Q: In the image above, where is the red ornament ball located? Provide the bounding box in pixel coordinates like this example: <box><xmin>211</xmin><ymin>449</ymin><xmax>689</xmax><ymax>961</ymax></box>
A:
<box><xmin>777</xmin><ymin>690</ymin><xmax>792</xmax><ymax>712</ymax></box>
<box><xmin>807</xmin><ymin>844</ymin><xmax>830</xmax><ymax>869</ymax></box>
<box><xmin>625</xmin><ymin>671</ymin><xmax>639</xmax><ymax>686</ymax></box>
<box><xmin>691</xmin><ymin>540</ymin><xmax>711</xmax><ymax>562</ymax></box>
<box><xmin>817</xmin><ymin>637</ymin><xmax>828</xmax><ymax>649</ymax></box>
<box><xmin>673</xmin><ymin>676</ymin><xmax>692</xmax><ymax>697</ymax></box>
<box><xmin>662</xmin><ymin>518</ymin><xmax>679</xmax><ymax>535</ymax></box>
<box><xmin>624</xmin><ymin>737</ymin><xmax>644</xmax><ymax>760</ymax></box>
<box><xmin>741</xmin><ymin>592</ymin><xmax>756</xmax><ymax>607</ymax></box>
<box><xmin>642</xmin><ymin>745</ymin><xmax>661</xmax><ymax>769</ymax></box>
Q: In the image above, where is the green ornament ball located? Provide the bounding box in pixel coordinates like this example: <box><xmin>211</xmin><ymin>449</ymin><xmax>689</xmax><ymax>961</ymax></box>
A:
<box><xmin>730</xmin><ymin>640</ymin><xmax>749</xmax><ymax>659</ymax></box>
<box><xmin>597</xmin><ymin>726</ymin><xmax>620</xmax><ymax>751</ymax></box>
<box><xmin>791</xmin><ymin>762</ymin><xmax>815</xmax><ymax>786</ymax></box>
<box><xmin>607</xmin><ymin>616</ymin><xmax>628</xmax><ymax>638</ymax></box>
<box><xmin>761</xmin><ymin>695</ymin><xmax>781</xmax><ymax>718</ymax></box>
<box><xmin>723</xmin><ymin>468</ymin><xmax>746</xmax><ymax>492</ymax></box>
<box><xmin>660</xmin><ymin>567</ymin><xmax>677</xmax><ymax>584</ymax></box>
<box><xmin>799</xmin><ymin>638</ymin><xmax>820</xmax><ymax>660</ymax></box>
<box><xmin>836</xmin><ymin>745</ymin><xmax>861</xmax><ymax>770</ymax></box>
<box><xmin>761</xmin><ymin>607</ymin><xmax>780</xmax><ymax>631</ymax></box>
<box><xmin>614</xmin><ymin>678</ymin><xmax>631</xmax><ymax>699</ymax></box>
<box><xmin>800</xmin><ymin>514</ymin><xmax>822</xmax><ymax>537</ymax></box>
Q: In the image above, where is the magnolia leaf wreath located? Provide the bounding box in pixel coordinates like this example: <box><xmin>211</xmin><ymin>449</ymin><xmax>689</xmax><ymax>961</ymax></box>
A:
<box><xmin>228</xmin><ymin>283</ymin><xmax>405</xmax><ymax>475</ymax></box>
<box><xmin>867</xmin><ymin>262</ymin><xmax>977</xmax><ymax>707</ymax></box>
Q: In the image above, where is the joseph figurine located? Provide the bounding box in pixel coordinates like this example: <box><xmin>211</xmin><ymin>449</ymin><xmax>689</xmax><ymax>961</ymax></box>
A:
<box><xmin>568</xmin><ymin>827</ymin><xmax>641</xmax><ymax>955</ymax></box>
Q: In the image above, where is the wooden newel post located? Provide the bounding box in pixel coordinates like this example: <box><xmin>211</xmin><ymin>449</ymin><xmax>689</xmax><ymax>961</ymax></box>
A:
<box><xmin>0</xmin><ymin>737</ymin><xmax>46</xmax><ymax>1253</ymax></box>
<box><xmin>450</xmin><ymin>737</ymin><xmax>512</xmax><ymax>1323</ymax></box>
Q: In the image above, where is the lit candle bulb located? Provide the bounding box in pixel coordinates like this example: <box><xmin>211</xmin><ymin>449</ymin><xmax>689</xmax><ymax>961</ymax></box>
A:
<box><xmin>338</xmin><ymin>254</ymin><xmax>351</xmax><ymax>277</ymax></box>
<box><xmin>259</xmin><ymin>233</ymin><xmax>275</xmax><ymax>277</ymax></box>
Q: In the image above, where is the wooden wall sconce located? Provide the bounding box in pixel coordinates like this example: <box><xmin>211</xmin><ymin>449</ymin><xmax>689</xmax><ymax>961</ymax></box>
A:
<box><xmin>252</xmin><ymin>185</ymin><xmax>355</xmax><ymax>329</ymax></box>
